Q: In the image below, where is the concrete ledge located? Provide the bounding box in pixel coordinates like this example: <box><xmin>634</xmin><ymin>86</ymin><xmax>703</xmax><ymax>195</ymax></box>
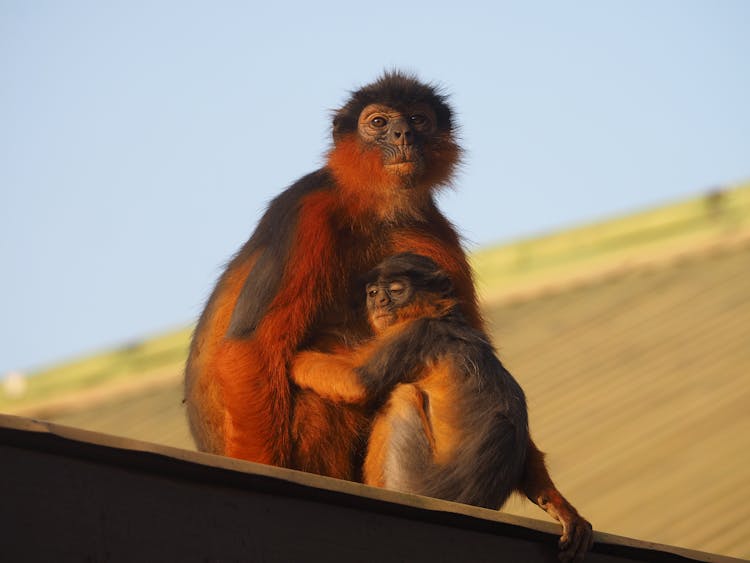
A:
<box><xmin>0</xmin><ymin>414</ymin><xmax>743</xmax><ymax>563</ymax></box>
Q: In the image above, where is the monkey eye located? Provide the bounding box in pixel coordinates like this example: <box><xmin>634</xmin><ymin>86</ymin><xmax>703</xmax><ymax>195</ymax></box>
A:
<box><xmin>370</xmin><ymin>116</ymin><xmax>387</xmax><ymax>128</ymax></box>
<box><xmin>366</xmin><ymin>285</ymin><xmax>379</xmax><ymax>298</ymax></box>
<box><xmin>410</xmin><ymin>114</ymin><xmax>427</xmax><ymax>125</ymax></box>
<box><xmin>388</xmin><ymin>281</ymin><xmax>405</xmax><ymax>295</ymax></box>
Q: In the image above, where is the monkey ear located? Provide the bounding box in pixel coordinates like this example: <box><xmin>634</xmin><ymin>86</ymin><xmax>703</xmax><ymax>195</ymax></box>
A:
<box><xmin>331</xmin><ymin>109</ymin><xmax>348</xmax><ymax>141</ymax></box>
<box><xmin>331</xmin><ymin>104</ymin><xmax>359</xmax><ymax>141</ymax></box>
<box><xmin>332</xmin><ymin>115</ymin><xmax>343</xmax><ymax>140</ymax></box>
<box><xmin>433</xmin><ymin>272</ymin><xmax>455</xmax><ymax>297</ymax></box>
<box><xmin>352</xmin><ymin>269</ymin><xmax>377</xmax><ymax>309</ymax></box>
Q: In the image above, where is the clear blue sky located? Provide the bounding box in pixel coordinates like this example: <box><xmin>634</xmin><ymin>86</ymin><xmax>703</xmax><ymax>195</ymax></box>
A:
<box><xmin>1</xmin><ymin>1</ymin><xmax>748</xmax><ymax>374</ymax></box>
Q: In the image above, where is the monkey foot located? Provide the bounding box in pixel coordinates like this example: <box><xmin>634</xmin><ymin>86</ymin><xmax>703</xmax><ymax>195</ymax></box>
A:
<box><xmin>558</xmin><ymin>513</ymin><xmax>594</xmax><ymax>562</ymax></box>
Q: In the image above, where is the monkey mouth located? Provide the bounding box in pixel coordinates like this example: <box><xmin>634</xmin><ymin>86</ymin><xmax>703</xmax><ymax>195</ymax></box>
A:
<box><xmin>384</xmin><ymin>161</ymin><xmax>416</xmax><ymax>171</ymax></box>
<box><xmin>383</xmin><ymin>159</ymin><xmax>420</xmax><ymax>176</ymax></box>
<box><xmin>373</xmin><ymin>311</ymin><xmax>395</xmax><ymax>320</ymax></box>
<box><xmin>372</xmin><ymin>311</ymin><xmax>396</xmax><ymax>328</ymax></box>
<box><xmin>383</xmin><ymin>146</ymin><xmax>421</xmax><ymax>168</ymax></box>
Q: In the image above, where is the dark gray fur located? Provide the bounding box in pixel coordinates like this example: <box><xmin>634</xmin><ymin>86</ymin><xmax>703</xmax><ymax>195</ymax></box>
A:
<box><xmin>226</xmin><ymin>169</ymin><xmax>332</xmax><ymax>339</ymax></box>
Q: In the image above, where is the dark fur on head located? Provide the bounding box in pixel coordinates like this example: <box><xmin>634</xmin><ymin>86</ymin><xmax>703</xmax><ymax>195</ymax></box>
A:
<box><xmin>364</xmin><ymin>252</ymin><xmax>455</xmax><ymax>299</ymax></box>
<box><xmin>332</xmin><ymin>71</ymin><xmax>454</xmax><ymax>140</ymax></box>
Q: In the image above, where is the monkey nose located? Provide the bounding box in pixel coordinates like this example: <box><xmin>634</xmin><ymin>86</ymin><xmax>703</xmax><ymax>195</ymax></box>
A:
<box><xmin>390</xmin><ymin>122</ymin><xmax>414</xmax><ymax>145</ymax></box>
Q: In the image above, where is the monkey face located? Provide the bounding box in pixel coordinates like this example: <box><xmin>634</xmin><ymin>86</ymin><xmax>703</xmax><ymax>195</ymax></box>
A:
<box><xmin>363</xmin><ymin>253</ymin><xmax>457</xmax><ymax>333</ymax></box>
<box><xmin>327</xmin><ymin>73</ymin><xmax>461</xmax><ymax>220</ymax></box>
<box><xmin>357</xmin><ymin>103</ymin><xmax>438</xmax><ymax>181</ymax></box>
<box><xmin>366</xmin><ymin>277</ymin><xmax>413</xmax><ymax>333</ymax></box>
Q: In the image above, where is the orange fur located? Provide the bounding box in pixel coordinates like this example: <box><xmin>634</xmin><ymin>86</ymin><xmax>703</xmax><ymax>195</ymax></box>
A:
<box><xmin>187</xmin><ymin>123</ymin><xmax>478</xmax><ymax>481</ymax></box>
<box><xmin>327</xmin><ymin>134</ymin><xmax>460</xmax><ymax>224</ymax></box>
<box><xmin>520</xmin><ymin>439</ymin><xmax>593</xmax><ymax>559</ymax></box>
<box><xmin>362</xmin><ymin>397</ymin><xmax>392</xmax><ymax>487</ymax></box>
<box><xmin>185</xmin><ymin>254</ymin><xmax>257</xmax><ymax>455</ymax></box>
<box><xmin>290</xmin><ymin>390</ymin><xmax>367</xmax><ymax>480</ymax></box>
<box><xmin>292</xmin><ymin>348</ymin><xmax>369</xmax><ymax>404</ymax></box>
<box><xmin>413</xmin><ymin>359</ymin><xmax>459</xmax><ymax>464</ymax></box>
<box><xmin>362</xmin><ymin>363</ymin><xmax>461</xmax><ymax>488</ymax></box>
<box><xmin>220</xmin><ymin>190</ymin><xmax>340</xmax><ymax>465</ymax></box>
<box><xmin>391</xmin><ymin>230</ymin><xmax>483</xmax><ymax>329</ymax></box>
<box><xmin>218</xmin><ymin>339</ymin><xmax>272</xmax><ymax>461</ymax></box>
<box><xmin>362</xmin><ymin>359</ymin><xmax>460</xmax><ymax>486</ymax></box>
<box><xmin>327</xmin><ymin>137</ymin><xmax>428</xmax><ymax>225</ymax></box>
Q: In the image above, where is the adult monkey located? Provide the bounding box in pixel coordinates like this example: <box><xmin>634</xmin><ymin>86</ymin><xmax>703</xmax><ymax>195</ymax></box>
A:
<box><xmin>293</xmin><ymin>253</ymin><xmax>593</xmax><ymax>562</ymax></box>
<box><xmin>184</xmin><ymin>71</ymin><xmax>476</xmax><ymax>480</ymax></box>
<box><xmin>184</xmin><ymin>75</ymin><xmax>590</xmax><ymax>556</ymax></box>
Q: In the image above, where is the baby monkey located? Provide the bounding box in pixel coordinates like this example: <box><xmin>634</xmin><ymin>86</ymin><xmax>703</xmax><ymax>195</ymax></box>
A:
<box><xmin>292</xmin><ymin>253</ymin><xmax>593</xmax><ymax>561</ymax></box>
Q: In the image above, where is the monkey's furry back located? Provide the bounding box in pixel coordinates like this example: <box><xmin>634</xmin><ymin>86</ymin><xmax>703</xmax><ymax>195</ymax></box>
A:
<box><xmin>360</xmin><ymin>312</ymin><xmax>529</xmax><ymax>509</ymax></box>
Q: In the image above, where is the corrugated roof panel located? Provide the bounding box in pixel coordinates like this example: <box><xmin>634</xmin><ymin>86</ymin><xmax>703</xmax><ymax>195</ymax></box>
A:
<box><xmin>493</xmin><ymin>244</ymin><xmax>750</xmax><ymax>558</ymax></box>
